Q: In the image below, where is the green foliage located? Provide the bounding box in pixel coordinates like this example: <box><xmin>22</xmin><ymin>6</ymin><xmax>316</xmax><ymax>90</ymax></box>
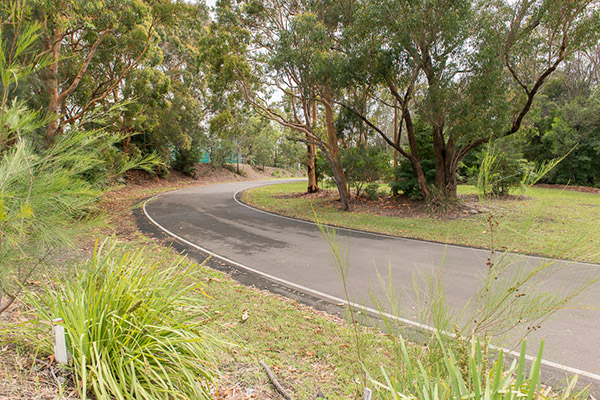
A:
<box><xmin>125</xmin><ymin>4</ymin><xmax>210</xmax><ymax>174</ymax></box>
<box><xmin>364</xmin><ymin>183</ymin><xmax>383</xmax><ymax>200</ymax></box>
<box><xmin>389</xmin><ymin>160</ymin><xmax>436</xmax><ymax>200</ymax></box>
<box><xmin>315</xmin><ymin>151</ymin><xmax>329</xmax><ymax>183</ymax></box>
<box><xmin>336</xmin><ymin>0</ymin><xmax>599</xmax><ymax>198</ymax></box>
<box><xmin>524</xmin><ymin>80</ymin><xmax>600</xmax><ymax>187</ymax></box>
<box><xmin>0</xmin><ymin>6</ymin><xmax>160</xmax><ymax>312</ymax></box>
<box><xmin>171</xmin><ymin>138</ymin><xmax>205</xmax><ymax>176</ymax></box>
<box><xmin>0</xmin><ymin>128</ymin><xmax>160</xmax><ymax>304</ymax></box>
<box><xmin>26</xmin><ymin>242</ymin><xmax>219</xmax><ymax>400</ymax></box>
<box><xmin>209</xmin><ymin>140</ymin><xmax>237</xmax><ymax>168</ymax></box>
<box><xmin>275</xmin><ymin>133</ymin><xmax>305</xmax><ymax>169</ymax></box>
<box><xmin>388</xmin><ymin>121</ymin><xmax>436</xmax><ymax>200</ymax></box>
<box><xmin>474</xmin><ymin>142</ymin><xmax>529</xmax><ymax>197</ymax></box>
<box><xmin>473</xmin><ymin>137</ymin><xmax>571</xmax><ymax>198</ymax></box>
<box><xmin>373</xmin><ymin>336</ymin><xmax>584</xmax><ymax>400</ymax></box>
<box><xmin>342</xmin><ymin>145</ymin><xmax>390</xmax><ymax>197</ymax></box>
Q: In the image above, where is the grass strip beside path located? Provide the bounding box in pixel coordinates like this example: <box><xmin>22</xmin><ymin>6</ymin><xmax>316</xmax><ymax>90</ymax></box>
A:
<box><xmin>0</xmin><ymin>172</ymin><xmax>416</xmax><ymax>400</ymax></box>
<box><xmin>242</xmin><ymin>182</ymin><xmax>600</xmax><ymax>264</ymax></box>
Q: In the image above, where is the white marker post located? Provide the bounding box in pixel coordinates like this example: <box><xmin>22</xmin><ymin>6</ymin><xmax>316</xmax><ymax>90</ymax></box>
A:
<box><xmin>51</xmin><ymin>318</ymin><xmax>70</xmax><ymax>365</ymax></box>
<box><xmin>363</xmin><ymin>387</ymin><xmax>372</xmax><ymax>400</ymax></box>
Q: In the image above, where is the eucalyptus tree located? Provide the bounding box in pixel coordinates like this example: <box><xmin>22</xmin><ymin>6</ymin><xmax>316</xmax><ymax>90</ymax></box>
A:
<box><xmin>208</xmin><ymin>0</ymin><xmax>354</xmax><ymax>208</ymax></box>
<box><xmin>125</xmin><ymin>2</ymin><xmax>211</xmax><ymax>173</ymax></box>
<box><xmin>341</xmin><ymin>0</ymin><xmax>600</xmax><ymax>200</ymax></box>
<box><xmin>24</xmin><ymin>0</ymin><xmax>174</xmax><ymax>145</ymax></box>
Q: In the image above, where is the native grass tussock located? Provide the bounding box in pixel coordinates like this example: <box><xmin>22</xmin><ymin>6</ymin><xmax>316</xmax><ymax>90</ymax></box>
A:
<box><xmin>24</xmin><ymin>241</ymin><xmax>220</xmax><ymax>400</ymax></box>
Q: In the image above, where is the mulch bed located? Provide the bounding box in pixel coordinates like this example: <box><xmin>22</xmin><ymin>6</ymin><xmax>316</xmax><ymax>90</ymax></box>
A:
<box><xmin>282</xmin><ymin>190</ymin><xmax>492</xmax><ymax>220</ymax></box>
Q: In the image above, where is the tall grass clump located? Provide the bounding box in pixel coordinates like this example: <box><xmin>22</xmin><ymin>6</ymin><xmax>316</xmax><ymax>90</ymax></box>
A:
<box><xmin>372</xmin><ymin>336</ymin><xmax>586</xmax><ymax>400</ymax></box>
<box><xmin>26</xmin><ymin>242</ymin><xmax>220</xmax><ymax>400</ymax></box>
<box><xmin>475</xmin><ymin>141</ymin><xmax>572</xmax><ymax>199</ymax></box>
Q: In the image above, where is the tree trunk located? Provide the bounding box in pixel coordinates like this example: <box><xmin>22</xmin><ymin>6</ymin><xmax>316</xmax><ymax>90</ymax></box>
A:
<box><xmin>409</xmin><ymin>157</ymin><xmax>432</xmax><ymax>200</ymax></box>
<box><xmin>444</xmin><ymin>138</ymin><xmax>458</xmax><ymax>197</ymax></box>
<box><xmin>322</xmin><ymin>88</ymin><xmax>350</xmax><ymax>204</ymax></box>
<box><xmin>431</xmin><ymin>124</ymin><xmax>460</xmax><ymax>198</ymax></box>
<box><xmin>319</xmin><ymin>145</ymin><xmax>350</xmax><ymax>211</ymax></box>
<box><xmin>45</xmin><ymin>29</ymin><xmax>63</xmax><ymax>146</ymax></box>
<box><xmin>307</xmin><ymin>99</ymin><xmax>319</xmax><ymax>193</ymax></box>
<box><xmin>122</xmin><ymin>135</ymin><xmax>132</xmax><ymax>156</ymax></box>
<box><xmin>404</xmin><ymin>110</ymin><xmax>432</xmax><ymax>200</ymax></box>
<box><xmin>306</xmin><ymin>141</ymin><xmax>319</xmax><ymax>193</ymax></box>
<box><xmin>432</xmin><ymin>125</ymin><xmax>446</xmax><ymax>191</ymax></box>
<box><xmin>393</xmin><ymin>99</ymin><xmax>399</xmax><ymax>168</ymax></box>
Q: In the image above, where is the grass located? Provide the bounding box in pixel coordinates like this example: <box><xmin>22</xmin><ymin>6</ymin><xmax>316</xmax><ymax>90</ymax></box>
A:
<box><xmin>198</xmin><ymin>261</ymin><xmax>407</xmax><ymax>399</ymax></box>
<box><xmin>242</xmin><ymin>182</ymin><xmax>600</xmax><ymax>264</ymax></box>
<box><xmin>26</xmin><ymin>241</ymin><xmax>222</xmax><ymax>400</ymax></box>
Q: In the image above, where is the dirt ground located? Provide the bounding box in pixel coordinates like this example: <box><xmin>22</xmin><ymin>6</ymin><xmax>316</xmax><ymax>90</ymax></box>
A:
<box><xmin>281</xmin><ymin>189</ymin><xmax>497</xmax><ymax>219</ymax></box>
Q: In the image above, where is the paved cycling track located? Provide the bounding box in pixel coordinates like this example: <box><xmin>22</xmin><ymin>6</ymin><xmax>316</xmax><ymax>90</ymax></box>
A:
<box><xmin>139</xmin><ymin>179</ymin><xmax>600</xmax><ymax>392</ymax></box>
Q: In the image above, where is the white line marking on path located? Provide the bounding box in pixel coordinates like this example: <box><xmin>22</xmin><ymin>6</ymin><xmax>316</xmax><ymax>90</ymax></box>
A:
<box><xmin>143</xmin><ymin>184</ymin><xmax>600</xmax><ymax>383</ymax></box>
<box><xmin>233</xmin><ymin>184</ymin><xmax>600</xmax><ymax>268</ymax></box>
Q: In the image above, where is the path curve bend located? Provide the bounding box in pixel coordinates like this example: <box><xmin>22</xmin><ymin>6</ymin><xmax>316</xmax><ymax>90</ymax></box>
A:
<box><xmin>139</xmin><ymin>179</ymin><xmax>600</xmax><ymax>392</ymax></box>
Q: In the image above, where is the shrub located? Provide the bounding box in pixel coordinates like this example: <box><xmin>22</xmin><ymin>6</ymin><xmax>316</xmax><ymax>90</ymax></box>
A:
<box><xmin>474</xmin><ymin>140</ymin><xmax>570</xmax><ymax>199</ymax></box>
<box><xmin>389</xmin><ymin>160</ymin><xmax>436</xmax><ymax>200</ymax></box>
<box><xmin>315</xmin><ymin>151</ymin><xmax>329</xmax><ymax>184</ymax></box>
<box><xmin>342</xmin><ymin>145</ymin><xmax>390</xmax><ymax>197</ymax></box>
<box><xmin>26</xmin><ymin>242</ymin><xmax>220</xmax><ymax>400</ymax></box>
<box><xmin>364</xmin><ymin>183</ymin><xmax>382</xmax><ymax>200</ymax></box>
<box><xmin>209</xmin><ymin>140</ymin><xmax>237</xmax><ymax>168</ymax></box>
<box><xmin>172</xmin><ymin>144</ymin><xmax>204</xmax><ymax>176</ymax></box>
<box><xmin>474</xmin><ymin>142</ymin><xmax>530</xmax><ymax>197</ymax></box>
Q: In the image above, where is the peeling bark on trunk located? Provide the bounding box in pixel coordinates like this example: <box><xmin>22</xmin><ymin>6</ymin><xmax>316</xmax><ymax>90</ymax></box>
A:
<box><xmin>306</xmin><ymin>140</ymin><xmax>318</xmax><ymax>193</ymax></box>
<box><xmin>45</xmin><ymin>29</ymin><xmax>62</xmax><ymax>146</ymax></box>
<box><xmin>322</xmin><ymin>88</ymin><xmax>350</xmax><ymax>209</ymax></box>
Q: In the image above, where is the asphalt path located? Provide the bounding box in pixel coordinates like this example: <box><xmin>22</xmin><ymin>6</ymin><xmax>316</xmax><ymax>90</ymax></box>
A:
<box><xmin>140</xmin><ymin>179</ymin><xmax>600</xmax><ymax>391</ymax></box>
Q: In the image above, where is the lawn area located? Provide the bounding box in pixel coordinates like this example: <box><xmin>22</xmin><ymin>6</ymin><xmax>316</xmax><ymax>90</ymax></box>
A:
<box><xmin>242</xmin><ymin>182</ymin><xmax>600</xmax><ymax>264</ymax></box>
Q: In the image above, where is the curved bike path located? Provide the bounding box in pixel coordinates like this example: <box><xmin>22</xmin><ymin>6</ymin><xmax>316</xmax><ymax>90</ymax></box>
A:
<box><xmin>137</xmin><ymin>179</ymin><xmax>600</xmax><ymax>392</ymax></box>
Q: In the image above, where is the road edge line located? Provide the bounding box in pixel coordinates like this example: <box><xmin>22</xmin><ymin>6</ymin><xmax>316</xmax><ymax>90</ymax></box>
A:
<box><xmin>143</xmin><ymin>193</ymin><xmax>600</xmax><ymax>383</ymax></box>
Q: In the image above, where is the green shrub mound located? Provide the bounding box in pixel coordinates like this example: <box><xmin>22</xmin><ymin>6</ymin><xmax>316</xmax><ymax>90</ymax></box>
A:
<box><xmin>28</xmin><ymin>242</ymin><xmax>219</xmax><ymax>400</ymax></box>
